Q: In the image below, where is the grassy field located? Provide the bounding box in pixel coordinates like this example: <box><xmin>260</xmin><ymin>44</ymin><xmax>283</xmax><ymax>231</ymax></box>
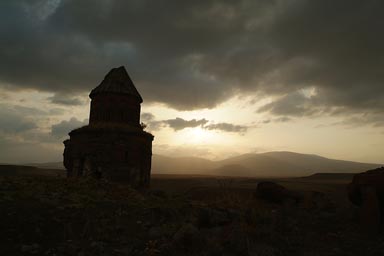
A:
<box><xmin>0</xmin><ymin>169</ymin><xmax>383</xmax><ymax>255</ymax></box>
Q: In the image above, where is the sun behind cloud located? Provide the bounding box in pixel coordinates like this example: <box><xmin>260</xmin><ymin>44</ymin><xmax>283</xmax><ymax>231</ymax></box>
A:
<box><xmin>189</xmin><ymin>127</ymin><xmax>212</xmax><ymax>144</ymax></box>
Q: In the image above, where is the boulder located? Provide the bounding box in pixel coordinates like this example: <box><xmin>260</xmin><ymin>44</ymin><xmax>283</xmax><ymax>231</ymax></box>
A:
<box><xmin>348</xmin><ymin>167</ymin><xmax>384</xmax><ymax>205</ymax></box>
<box><xmin>255</xmin><ymin>181</ymin><xmax>301</xmax><ymax>204</ymax></box>
<box><xmin>348</xmin><ymin>167</ymin><xmax>384</xmax><ymax>233</ymax></box>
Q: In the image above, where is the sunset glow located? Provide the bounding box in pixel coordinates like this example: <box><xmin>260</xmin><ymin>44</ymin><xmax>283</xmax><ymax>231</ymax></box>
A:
<box><xmin>0</xmin><ymin>0</ymin><xmax>382</xmax><ymax>165</ymax></box>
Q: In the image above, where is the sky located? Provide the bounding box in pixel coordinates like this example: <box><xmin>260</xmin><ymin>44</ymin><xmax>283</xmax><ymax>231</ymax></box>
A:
<box><xmin>0</xmin><ymin>0</ymin><xmax>383</xmax><ymax>164</ymax></box>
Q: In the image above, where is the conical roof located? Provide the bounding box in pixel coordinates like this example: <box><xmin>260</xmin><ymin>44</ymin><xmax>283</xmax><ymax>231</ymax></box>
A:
<box><xmin>89</xmin><ymin>66</ymin><xmax>143</xmax><ymax>102</ymax></box>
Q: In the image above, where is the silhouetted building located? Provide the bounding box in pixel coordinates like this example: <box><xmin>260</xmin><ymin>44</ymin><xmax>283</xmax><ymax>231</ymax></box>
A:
<box><xmin>63</xmin><ymin>66</ymin><xmax>154</xmax><ymax>188</ymax></box>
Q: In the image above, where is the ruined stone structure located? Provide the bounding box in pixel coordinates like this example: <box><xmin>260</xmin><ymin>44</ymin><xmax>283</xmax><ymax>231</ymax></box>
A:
<box><xmin>63</xmin><ymin>66</ymin><xmax>154</xmax><ymax>188</ymax></box>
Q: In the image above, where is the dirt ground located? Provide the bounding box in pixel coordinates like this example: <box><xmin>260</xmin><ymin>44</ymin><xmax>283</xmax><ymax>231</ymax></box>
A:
<box><xmin>1</xmin><ymin>172</ymin><xmax>383</xmax><ymax>255</ymax></box>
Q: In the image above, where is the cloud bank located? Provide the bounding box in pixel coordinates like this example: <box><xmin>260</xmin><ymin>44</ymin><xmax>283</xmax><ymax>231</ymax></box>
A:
<box><xmin>51</xmin><ymin>117</ymin><xmax>88</xmax><ymax>138</ymax></box>
<box><xmin>0</xmin><ymin>0</ymin><xmax>382</xmax><ymax>125</ymax></box>
<box><xmin>144</xmin><ymin>116</ymin><xmax>249</xmax><ymax>134</ymax></box>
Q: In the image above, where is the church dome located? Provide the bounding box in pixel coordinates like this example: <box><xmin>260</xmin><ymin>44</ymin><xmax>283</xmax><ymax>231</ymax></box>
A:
<box><xmin>89</xmin><ymin>66</ymin><xmax>143</xmax><ymax>103</ymax></box>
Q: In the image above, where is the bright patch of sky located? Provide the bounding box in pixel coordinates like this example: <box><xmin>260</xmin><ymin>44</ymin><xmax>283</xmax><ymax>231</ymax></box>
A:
<box><xmin>0</xmin><ymin>87</ymin><xmax>383</xmax><ymax>164</ymax></box>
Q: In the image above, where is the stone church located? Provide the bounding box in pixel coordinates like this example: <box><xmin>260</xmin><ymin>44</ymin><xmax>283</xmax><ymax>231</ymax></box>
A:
<box><xmin>63</xmin><ymin>66</ymin><xmax>154</xmax><ymax>188</ymax></box>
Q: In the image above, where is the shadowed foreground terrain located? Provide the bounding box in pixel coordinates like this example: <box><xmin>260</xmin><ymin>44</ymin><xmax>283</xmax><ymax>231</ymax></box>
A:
<box><xmin>1</xmin><ymin>169</ymin><xmax>384</xmax><ymax>255</ymax></box>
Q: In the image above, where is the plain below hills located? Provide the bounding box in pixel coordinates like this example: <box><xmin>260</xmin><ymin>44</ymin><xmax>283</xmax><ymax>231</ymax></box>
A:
<box><xmin>13</xmin><ymin>151</ymin><xmax>381</xmax><ymax>178</ymax></box>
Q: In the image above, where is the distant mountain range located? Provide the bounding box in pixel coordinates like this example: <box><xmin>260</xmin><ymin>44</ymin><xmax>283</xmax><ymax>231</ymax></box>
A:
<box><xmin>152</xmin><ymin>151</ymin><xmax>381</xmax><ymax>177</ymax></box>
<box><xmin>21</xmin><ymin>151</ymin><xmax>382</xmax><ymax>177</ymax></box>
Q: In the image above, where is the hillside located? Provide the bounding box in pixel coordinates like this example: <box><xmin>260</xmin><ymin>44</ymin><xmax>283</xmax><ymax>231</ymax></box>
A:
<box><xmin>152</xmin><ymin>155</ymin><xmax>217</xmax><ymax>174</ymax></box>
<box><xmin>217</xmin><ymin>151</ymin><xmax>380</xmax><ymax>177</ymax></box>
<box><xmin>24</xmin><ymin>151</ymin><xmax>382</xmax><ymax>178</ymax></box>
<box><xmin>152</xmin><ymin>151</ymin><xmax>381</xmax><ymax>177</ymax></box>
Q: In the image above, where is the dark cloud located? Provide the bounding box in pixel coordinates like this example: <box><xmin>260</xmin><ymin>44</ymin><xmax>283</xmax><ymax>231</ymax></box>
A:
<box><xmin>141</xmin><ymin>112</ymin><xmax>156</xmax><ymax>122</ymax></box>
<box><xmin>164</xmin><ymin>118</ymin><xmax>208</xmax><ymax>131</ymax></box>
<box><xmin>145</xmin><ymin>116</ymin><xmax>249</xmax><ymax>133</ymax></box>
<box><xmin>51</xmin><ymin>117</ymin><xmax>88</xmax><ymax>138</ymax></box>
<box><xmin>141</xmin><ymin>113</ymin><xmax>162</xmax><ymax>130</ymax></box>
<box><xmin>332</xmin><ymin>113</ymin><xmax>384</xmax><ymax>128</ymax></box>
<box><xmin>0</xmin><ymin>105</ymin><xmax>37</xmax><ymax>133</ymax></box>
<box><xmin>145</xmin><ymin>120</ymin><xmax>164</xmax><ymax>132</ymax></box>
<box><xmin>257</xmin><ymin>92</ymin><xmax>320</xmax><ymax>117</ymax></box>
<box><xmin>0</xmin><ymin>136</ymin><xmax>62</xmax><ymax>164</ymax></box>
<box><xmin>0</xmin><ymin>0</ymin><xmax>383</xmax><ymax>122</ymax></box>
<box><xmin>0</xmin><ymin>103</ymin><xmax>66</xmax><ymax>136</ymax></box>
<box><xmin>0</xmin><ymin>103</ymin><xmax>66</xmax><ymax>131</ymax></box>
<box><xmin>48</xmin><ymin>93</ymin><xmax>85</xmax><ymax>106</ymax></box>
<box><xmin>204</xmin><ymin>123</ymin><xmax>248</xmax><ymax>133</ymax></box>
<box><xmin>261</xmin><ymin>116</ymin><xmax>292</xmax><ymax>124</ymax></box>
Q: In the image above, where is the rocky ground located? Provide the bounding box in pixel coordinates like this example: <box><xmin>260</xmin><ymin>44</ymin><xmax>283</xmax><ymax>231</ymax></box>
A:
<box><xmin>0</xmin><ymin>175</ymin><xmax>384</xmax><ymax>256</ymax></box>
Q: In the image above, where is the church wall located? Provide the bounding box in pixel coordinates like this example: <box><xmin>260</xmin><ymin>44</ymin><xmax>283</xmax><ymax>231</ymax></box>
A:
<box><xmin>64</xmin><ymin>129</ymin><xmax>153</xmax><ymax>187</ymax></box>
<box><xmin>89</xmin><ymin>94</ymin><xmax>141</xmax><ymax>126</ymax></box>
